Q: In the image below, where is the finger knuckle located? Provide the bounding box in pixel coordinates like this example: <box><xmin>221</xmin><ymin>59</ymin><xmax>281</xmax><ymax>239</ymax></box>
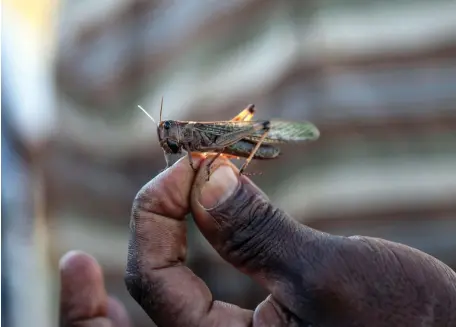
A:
<box><xmin>132</xmin><ymin>184</ymin><xmax>156</xmax><ymax>213</ymax></box>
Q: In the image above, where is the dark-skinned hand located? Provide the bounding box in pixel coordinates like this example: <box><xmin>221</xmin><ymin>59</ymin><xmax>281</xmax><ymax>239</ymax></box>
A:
<box><xmin>60</xmin><ymin>154</ymin><xmax>456</xmax><ymax>327</ymax></box>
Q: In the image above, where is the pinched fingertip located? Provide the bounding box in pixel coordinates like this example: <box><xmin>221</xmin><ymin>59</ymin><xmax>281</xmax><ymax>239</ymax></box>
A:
<box><xmin>191</xmin><ymin>155</ymin><xmax>268</xmax><ymax>211</ymax></box>
<box><xmin>199</xmin><ymin>164</ymin><xmax>240</xmax><ymax>209</ymax></box>
<box><xmin>133</xmin><ymin>154</ymin><xmax>205</xmax><ymax>220</ymax></box>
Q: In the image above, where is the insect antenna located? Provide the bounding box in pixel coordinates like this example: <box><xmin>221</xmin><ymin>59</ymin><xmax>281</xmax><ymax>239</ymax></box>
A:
<box><xmin>137</xmin><ymin>105</ymin><xmax>157</xmax><ymax>126</ymax></box>
<box><xmin>159</xmin><ymin>96</ymin><xmax>164</xmax><ymax>123</ymax></box>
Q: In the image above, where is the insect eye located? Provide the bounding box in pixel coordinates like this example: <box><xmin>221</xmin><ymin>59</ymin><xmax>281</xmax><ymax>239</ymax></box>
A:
<box><xmin>164</xmin><ymin>121</ymin><xmax>171</xmax><ymax>129</ymax></box>
<box><xmin>166</xmin><ymin>139</ymin><xmax>180</xmax><ymax>154</ymax></box>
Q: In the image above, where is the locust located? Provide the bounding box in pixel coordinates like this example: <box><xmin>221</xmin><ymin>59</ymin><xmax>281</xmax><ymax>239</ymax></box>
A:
<box><xmin>138</xmin><ymin>98</ymin><xmax>320</xmax><ymax>177</ymax></box>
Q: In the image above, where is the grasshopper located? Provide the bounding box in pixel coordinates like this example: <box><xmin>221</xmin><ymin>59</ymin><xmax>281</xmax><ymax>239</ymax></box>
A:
<box><xmin>138</xmin><ymin>98</ymin><xmax>320</xmax><ymax>177</ymax></box>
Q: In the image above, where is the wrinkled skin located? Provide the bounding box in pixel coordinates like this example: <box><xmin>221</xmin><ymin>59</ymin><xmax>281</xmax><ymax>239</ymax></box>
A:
<box><xmin>60</xmin><ymin>155</ymin><xmax>456</xmax><ymax>327</ymax></box>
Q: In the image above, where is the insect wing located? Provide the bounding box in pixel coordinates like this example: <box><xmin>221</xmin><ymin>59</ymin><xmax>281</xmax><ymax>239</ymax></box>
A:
<box><xmin>190</xmin><ymin>121</ymin><xmax>261</xmax><ymax>159</ymax></box>
<box><xmin>247</xmin><ymin>120</ymin><xmax>320</xmax><ymax>143</ymax></box>
<box><xmin>192</xmin><ymin>120</ymin><xmax>320</xmax><ymax>143</ymax></box>
<box><xmin>198</xmin><ymin>105</ymin><xmax>255</xmax><ymax>158</ymax></box>
<box><xmin>192</xmin><ymin>121</ymin><xmax>259</xmax><ymax>135</ymax></box>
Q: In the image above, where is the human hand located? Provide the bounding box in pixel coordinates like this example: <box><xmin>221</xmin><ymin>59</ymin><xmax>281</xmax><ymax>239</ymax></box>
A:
<box><xmin>59</xmin><ymin>251</ymin><xmax>132</xmax><ymax>327</ymax></box>
<box><xmin>61</xmin><ymin>154</ymin><xmax>456</xmax><ymax>327</ymax></box>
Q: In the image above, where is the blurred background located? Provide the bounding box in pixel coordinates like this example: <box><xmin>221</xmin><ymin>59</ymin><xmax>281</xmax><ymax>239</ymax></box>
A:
<box><xmin>2</xmin><ymin>0</ymin><xmax>456</xmax><ymax>326</ymax></box>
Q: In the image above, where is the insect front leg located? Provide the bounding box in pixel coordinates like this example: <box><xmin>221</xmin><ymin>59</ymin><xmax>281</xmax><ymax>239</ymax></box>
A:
<box><xmin>183</xmin><ymin>143</ymin><xmax>198</xmax><ymax>172</ymax></box>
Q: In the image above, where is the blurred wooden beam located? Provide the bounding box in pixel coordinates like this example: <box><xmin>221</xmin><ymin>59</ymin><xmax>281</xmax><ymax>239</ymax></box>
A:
<box><xmin>305</xmin><ymin>203</ymin><xmax>456</xmax><ymax>229</ymax></box>
<box><xmin>273</xmin><ymin>155</ymin><xmax>456</xmax><ymax>220</ymax></box>
<box><xmin>55</xmin><ymin>0</ymin><xmax>456</xmax><ymax>110</ymax></box>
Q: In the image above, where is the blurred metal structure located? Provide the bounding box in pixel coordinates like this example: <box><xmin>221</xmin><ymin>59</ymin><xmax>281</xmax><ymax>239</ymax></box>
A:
<box><xmin>24</xmin><ymin>0</ymin><xmax>456</xmax><ymax>326</ymax></box>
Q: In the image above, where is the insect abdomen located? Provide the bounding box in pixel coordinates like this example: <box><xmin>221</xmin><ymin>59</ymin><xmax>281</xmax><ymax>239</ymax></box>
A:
<box><xmin>224</xmin><ymin>140</ymin><xmax>280</xmax><ymax>159</ymax></box>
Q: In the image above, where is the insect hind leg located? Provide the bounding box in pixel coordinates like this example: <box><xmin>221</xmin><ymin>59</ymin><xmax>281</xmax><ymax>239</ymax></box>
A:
<box><xmin>239</xmin><ymin>121</ymin><xmax>270</xmax><ymax>175</ymax></box>
<box><xmin>204</xmin><ymin>148</ymin><xmax>225</xmax><ymax>181</ymax></box>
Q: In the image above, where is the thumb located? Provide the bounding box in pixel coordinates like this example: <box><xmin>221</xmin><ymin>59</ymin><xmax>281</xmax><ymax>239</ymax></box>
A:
<box><xmin>190</xmin><ymin>157</ymin><xmax>330</xmax><ymax>294</ymax></box>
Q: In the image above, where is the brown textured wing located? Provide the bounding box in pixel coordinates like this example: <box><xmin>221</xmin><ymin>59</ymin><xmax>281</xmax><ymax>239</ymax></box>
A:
<box><xmin>189</xmin><ymin>120</ymin><xmax>319</xmax><ymax>144</ymax></box>
<box><xmin>191</xmin><ymin>121</ymin><xmax>260</xmax><ymax>135</ymax></box>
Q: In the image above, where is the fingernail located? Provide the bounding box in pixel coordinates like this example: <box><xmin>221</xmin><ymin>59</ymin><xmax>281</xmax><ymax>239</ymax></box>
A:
<box><xmin>59</xmin><ymin>250</ymin><xmax>89</xmax><ymax>269</ymax></box>
<box><xmin>200</xmin><ymin>165</ymin><xmax>239</xmax><ymax>209</ymax></box>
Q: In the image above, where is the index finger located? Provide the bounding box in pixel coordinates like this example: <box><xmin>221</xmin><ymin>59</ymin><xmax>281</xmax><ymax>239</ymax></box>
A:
<box><xmin>60</xmin><ymin>251</ymin><xmax>132</xmax><ymax>327</ymax></box>
<box><xmin>125</xmin><ymin>155</ymin><xmax>252</xmax><ymax>327</ymax></box>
